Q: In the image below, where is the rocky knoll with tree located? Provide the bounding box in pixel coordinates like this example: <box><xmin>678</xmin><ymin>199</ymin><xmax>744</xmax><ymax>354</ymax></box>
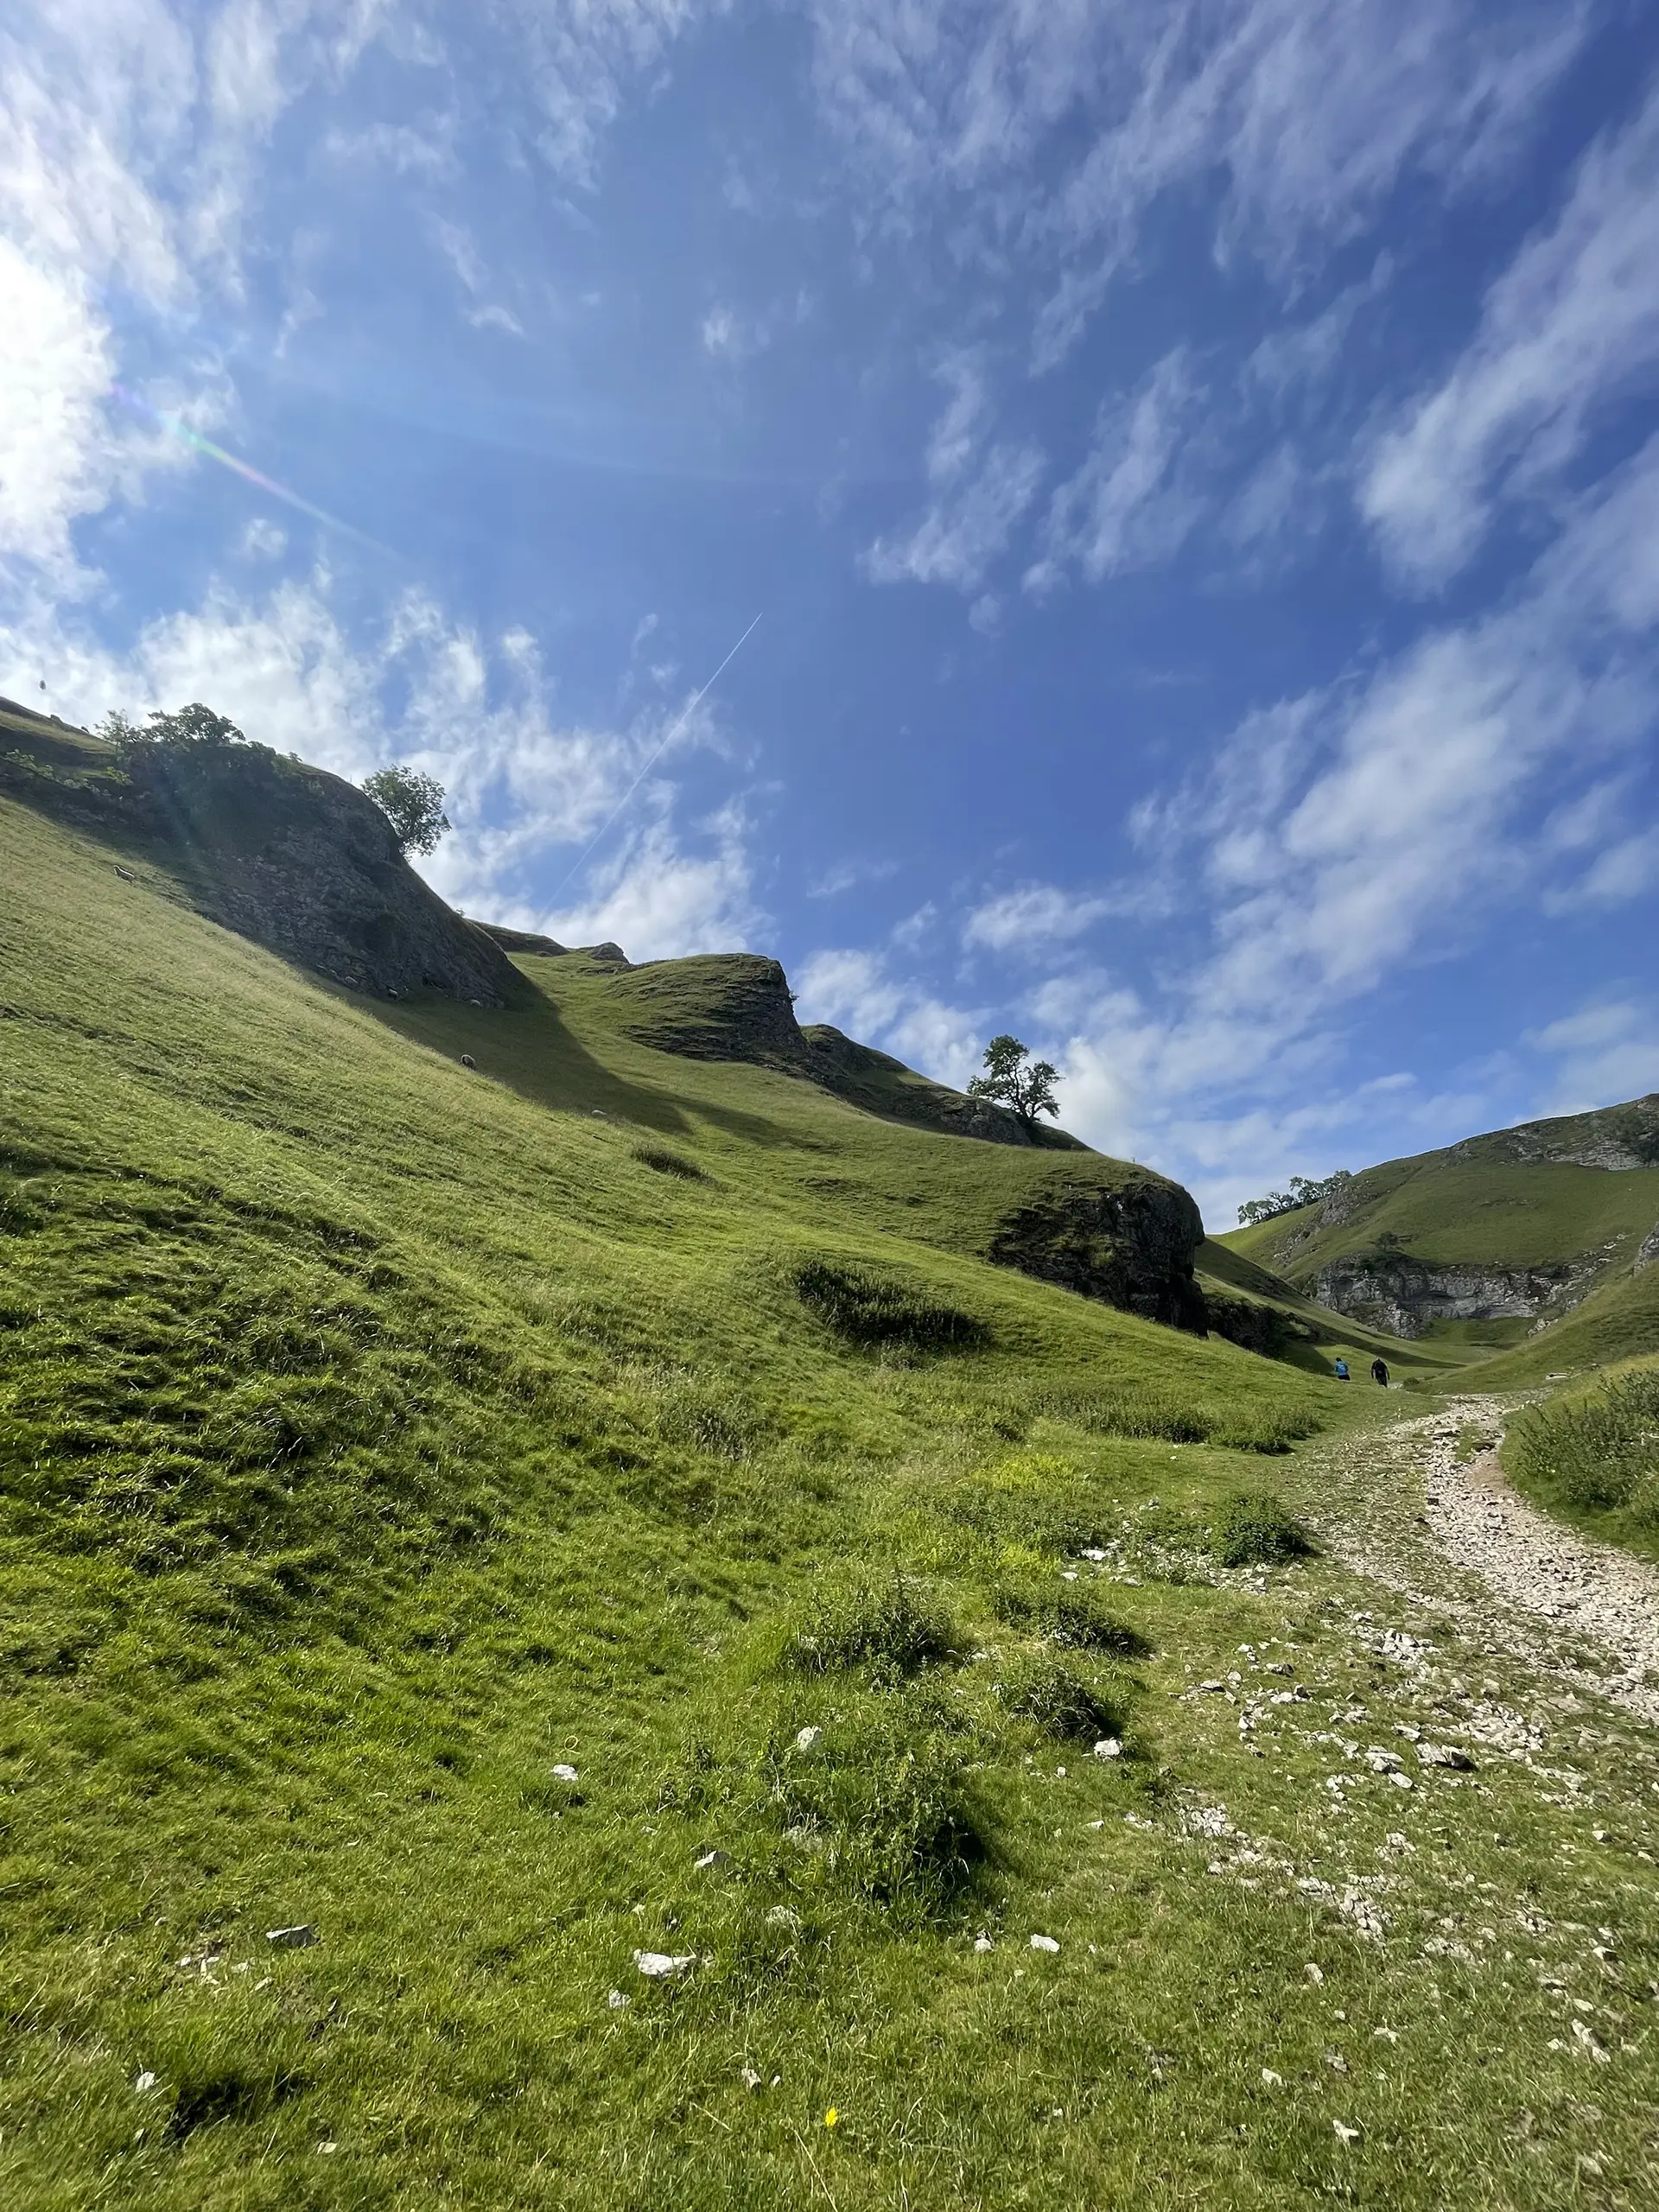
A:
<box><xmin>7</xmin><ymin>700</ymin><xmax>516</xmax><ymax>1005</ymax></box>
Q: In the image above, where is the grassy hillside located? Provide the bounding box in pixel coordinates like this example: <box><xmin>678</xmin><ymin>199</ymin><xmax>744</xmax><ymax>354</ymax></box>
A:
<box><xmin>15</xmin><ymin>785</ymin><xmax>1659</xmax><ymax>2205</ymax></box>
<box><xmin>1219</xmin><ymin>1123</ymin><xmax>1659</xmax><ymax>1359</ymax></box>
<box><xmin>1499</xmin><ymin>1354</ymin><xmax>1659</xmax><ymax>1560</ymax></box>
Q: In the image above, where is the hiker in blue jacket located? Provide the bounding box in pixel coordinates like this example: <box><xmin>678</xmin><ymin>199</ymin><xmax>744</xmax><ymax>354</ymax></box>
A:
<box><xmin>1333</xmin><ymin>1357</ymin><xmax>1350</xmax><ymax>1380</ymax></box>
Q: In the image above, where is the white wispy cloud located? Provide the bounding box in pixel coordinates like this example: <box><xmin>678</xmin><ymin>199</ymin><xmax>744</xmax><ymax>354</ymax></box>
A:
<box><xmin>963</xmin><ymin>884</ymin><xmax>1112</xmax><ymax>952</ymax></box>
<box><xmin>1363</xmin><ymin>78</ymin><xmax>1659</xmax><ymax>588</ymax></box>
<box><xmin>809</xmin><ymin>2</ymin><xmax>1584</xmax><ymax>368</ymax></box>
<box><xmin>865</xmin><ymin>352</ymin><xmax>1045</xmax><ymax>591</ymax></box>
<box><xmin>1027</xmin><ymin>348</ymin><xmax>1204</xmax><ymax>592</ymax></box>
<box><xmin>1528</xmin><ymin>1000</ymin><xmax>1659</xmax><ymax>1112</ymax></box>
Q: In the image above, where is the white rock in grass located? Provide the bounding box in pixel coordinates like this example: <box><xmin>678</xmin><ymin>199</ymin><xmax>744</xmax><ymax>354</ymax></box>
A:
<box><xmin>266</xmin><ymin>1925</ymin><xmax>317</xmax><ymax>1948</ymax></box>
<box><xmin>1388</xmin><ymin>1770</ymin><xmax>1414</xmax><ymax>1791</ymax></box>
<box><xmin>974</xmin><ymin>1934</ymin><xmax>995</xmax><ymax>1954</ymax></box>
<box><xmin>1029</xmin><ymin>1934</ymin><xmax>1060</xmax><ymax>1954</ymax></box>
<box><xmin>1261</xmin><ymin>2069</ymin><xmax>1283</xmax><ymax>2088</ymax></box>
<box><xmin>607</xmin><ymin>1989</ymin><xmax>631</xmax><ymax>2009</ymax></box>
<box><xmin>1333</xmin><ymin>2121</ymin><xmax>1362</xmax><ymax>2145</ymax></box>
<box><xmin>1092</xmin><ymin>1738</ymin><xmax>1123</xmax><ymax>1761</ymax></box>
<box><xmin>741</xmin><ymin>2067</ymin><xmax>763</xmax><ymax>2093</ymax></box>
<box><xmin>695</xmin><ymin>1849</ymin><xmax>731</xmax><ymax>1872</ymax></box>
<box><xmin>551</xmin><ymin>1763</ymin><xmax>579</xmax><ymax>1783</ymax></box>
<box><xmin>134</xmin><ymin>2071</ymin><xmax>157</xmax><ymax>2094</ymax></box>
<box><xmin>632</xmin><ymin>1950</ymin><xmax>695</xmax><ymax>1979</ymax></box>
<box><xmin>795</xmin><ymin>1726</ymin><xmax>822</xmax><ymax>1752</ymax></box>
<box><xmin>1304</xmin><ymin>1962</ymin><xmax>1325</xmax><ymax>1985</ymax></box>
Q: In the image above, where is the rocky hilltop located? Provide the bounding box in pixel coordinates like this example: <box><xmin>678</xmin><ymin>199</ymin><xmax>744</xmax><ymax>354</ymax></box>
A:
<box><xmin>1221</xmin><ymin>1096</ymin><xmax>1659</xmax><ymax>1344</ymax></box>
<box><xmin>0</xmin><ymin>701</ymin><xmax>515</xmax><ymax>1003</ymax></box>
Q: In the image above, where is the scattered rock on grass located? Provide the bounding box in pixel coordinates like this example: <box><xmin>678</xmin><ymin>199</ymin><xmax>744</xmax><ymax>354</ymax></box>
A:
<box><xmin>1417</xmin><ymin>1743</ymin><xmax>1475</xmax><ymax>1770</ymax></box>
<box><xmin>1092</xmin><ymin>1738</ymin><xmax>1123</xmax><ymax>1760</ymax></box>
<box><xmin>266</xmin><ymin>1925</ymin><xmax>317</xmax><ymax>1948</ymax></box>
<box><xmin>795</xmin><ymin>1726</ymin><xmax>822</xmax><ymax>1751</ymax></box>
<box><xmin>632</xmin><ymin>1950</ymin><xmax>695</xmax><ymax>1979</ymax></box>
<box><xmin>1029</xmin><ymin>1934</ymin><xmax>1060</xmax><ymax>1954</ymax></box>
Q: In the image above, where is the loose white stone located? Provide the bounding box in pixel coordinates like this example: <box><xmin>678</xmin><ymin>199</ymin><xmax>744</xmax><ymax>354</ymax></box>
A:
<box><xmin>795</xmin><ymin>1726</ymin><xmax>822</xmax><ymax>1752</ymax></box>
<box><xmin>974</xmin><ymin>1934</ymin><xmax>995</xmax><ymax>1954</ymax></box>
<box><xmin>1092</xmin><ymin>1738</ymin><xmax>1123</xmax><ymax>1760</ymax></box>
<box><xmin>265</xmin><ymin>1925</ymin><xmax>317</xmax><ymax>1948</ymax></box>
<box><xmin>1029</xmin><ymin>1934</ymin><xmax>1060</xmax><ymax>1954</ymax></box>
<box><xmin>1333</xmin><ymin>2121</ymin><xmax>1361</xmax><ymax>2145</ymax></box>
<box><xmin>134</xmin><ymin>2071</ymin><xmax>157</xmax><ymax>2094</ymax></box>
<box><xmin>695</xmin><ymin>1849</ymin><xmax>731</xmax><ymax>1872</ymax></box>
<box><xmin>741</xmin><ymin>2067</ymin><xmax>763</xmax><ymax>2092</ymax></box>
<box><xmin>1261</xmin><ymin>2068</ymin><xmax>1283</xmax><ymax>2088</ymax></box>
<box><xmin>551</xmin><ymin>1763</ymin><xmax>579</xmax><ymax>1783</ymax></box>
<box><xmin>607</xmin><ymin>1989</ymin><xmax>631</xmax><ymax>2009</ymax></box>
<box><xmin>1304</xmin><ymin>1962</ymin><xmax>1325</xmax><ymax>1985</ymax></box>
<box><xmin>633</xmin><ymin>1950</ymin><xmax>695</xmax><ymax>1979</ymax></box>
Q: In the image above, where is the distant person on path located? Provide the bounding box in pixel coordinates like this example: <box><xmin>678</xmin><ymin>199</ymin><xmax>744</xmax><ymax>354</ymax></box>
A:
<box><xmin>1371</xmin><ymin>1357</ymin><xmax>1389</xmax><ymax>1386</ymax></box>
<box><xmin>1333</xmin><ymin>1357</ymin><xmax>1350</xmax><ymax>1381</ymax></box>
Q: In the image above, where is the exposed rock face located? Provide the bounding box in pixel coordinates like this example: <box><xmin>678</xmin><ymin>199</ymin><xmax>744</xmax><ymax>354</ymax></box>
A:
<box><xmin>124</xmin><ymin>744</ymin><xmax>518</xmax><ymax>1004</ymax></box>
<box><xmin>1449</xmin><ymin>1095</ymin><xmax>1659</xmax><ymax>1171</ymax></box>
<box><xmin>1312</xmin><ymin>1256</ymin><xmax>1572</xmax><ymax>1338</ymax></box>
<box><xmin>988</xmin><ymin>1176</ymin><xmax>1208</xmax><ymax>1332</ymax></box>
<box><xmin>1636</xmin><ymin>1221</ymin><xmax>1659</xmax><ymax>1275</ymax></box>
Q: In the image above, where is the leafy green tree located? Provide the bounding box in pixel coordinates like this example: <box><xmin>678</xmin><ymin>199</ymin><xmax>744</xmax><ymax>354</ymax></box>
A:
<box><xmin>362</xmin><ymin>765</ymin><xmax>452</xmax><ymax>857</ymax></box>
<box><xmin>1236</xmin><ymin>1168</ymin><xmax>1352</xmax><ymax>1226</ymax></box>
<box><xmin>100</xmin><ymin>702</ymin><xmax>247</xmax><ymax>751</ymax></box>
<box><xmin>966</xmin><ymin>1034</ymin><xmax>1061</xmax><ymax>1133</ymax></box>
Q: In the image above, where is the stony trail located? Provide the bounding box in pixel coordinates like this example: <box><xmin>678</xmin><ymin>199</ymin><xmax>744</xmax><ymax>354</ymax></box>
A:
<box><xmin>1300</xmin><ymin>1395</ymin><xmax>1659</xmax><ymax>1726</ymax></box>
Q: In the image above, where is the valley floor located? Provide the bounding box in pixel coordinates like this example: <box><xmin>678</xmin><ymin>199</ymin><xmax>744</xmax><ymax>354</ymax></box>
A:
<box><xmin>9</xmin><ymin>1388</ymin><xmax>1659</xmax><ymax>2211</ymax></box>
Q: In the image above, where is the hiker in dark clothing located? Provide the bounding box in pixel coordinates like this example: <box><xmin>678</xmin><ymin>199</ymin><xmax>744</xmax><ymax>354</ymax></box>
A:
<box><xmin>1371</xmin><ymin>1357</ymin><xmax>1389</xmax><ymax>1387</ymax></box>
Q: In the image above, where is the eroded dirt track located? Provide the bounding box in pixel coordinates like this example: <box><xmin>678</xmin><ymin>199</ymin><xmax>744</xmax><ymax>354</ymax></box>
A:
<box><xmin>1301</xmin><ymin>1396</ymin><xmax>1659</xmax><ymax>1726</ymax></box>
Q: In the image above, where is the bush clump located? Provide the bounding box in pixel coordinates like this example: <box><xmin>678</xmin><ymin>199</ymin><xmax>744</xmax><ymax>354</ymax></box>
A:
<box><xmin>990</xmin><ymin>1579</ymin><xmax>1147</xmax><ymax>1656</ymax></box>
<box><xmin>794</xmin><ymin>1259</ymin><xmax>988</xmax><ymax>1354</ymax></box>
<box><xmin>633</xmin><ymin>1146</ymin><xmax>708</xmax><ymax>1181</ymax></box>
<box><xmin>1506</xmin><ymin>1367</ymin><xmax>1659</xmax><ymax>1527</ymax></box>
<box><xmin>783</xmin><ymin>1575</ymin><xmax>957</xmax><ymax>1677</ymax></box>
<box><xmin>1211</xmin><ymin>1490</ymin><xmax>1313</xmax><ymax>1567</ymax></box>
<box><xmin>993</xmin><ymin>1650</ymin><xmax>1126</xmax><ymax>1742</ymax></box>
<box><xmin>769</xmin><ymin>1703</ymin><xmax>984</xmax><ymax>1911</ymax></box>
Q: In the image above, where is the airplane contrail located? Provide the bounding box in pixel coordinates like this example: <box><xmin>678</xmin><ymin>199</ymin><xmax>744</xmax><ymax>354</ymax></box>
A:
<box><xmin>550</xmin><ymin>612</ymin><xmax>762</xmax><ymax>904</ymax></box>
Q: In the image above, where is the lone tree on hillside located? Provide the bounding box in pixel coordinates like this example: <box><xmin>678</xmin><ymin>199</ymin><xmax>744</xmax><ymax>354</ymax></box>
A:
<box><xmin>967</xmin><ymin>1033</ymin><xmax>1061</xmax><ymax>1134</ymax></box>
<box><xmin>362</xmin><ymin>765</ymin><xmax>451</xmax><ymax>857</ymax></box>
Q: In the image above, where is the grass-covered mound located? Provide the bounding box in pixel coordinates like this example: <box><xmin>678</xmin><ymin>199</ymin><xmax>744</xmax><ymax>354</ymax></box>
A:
<box><xmin>1500</xmin><ymin>1357</ymin><xmax>1659</xmax><ymax>1560</ymax></box>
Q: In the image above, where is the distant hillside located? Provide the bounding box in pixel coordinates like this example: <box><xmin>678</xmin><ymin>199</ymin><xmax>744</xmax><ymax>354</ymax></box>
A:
<box><xmin>1219</xmin><ymin>1102</ymin><xmax>1659</xmax><ymax>1363</ymax></box>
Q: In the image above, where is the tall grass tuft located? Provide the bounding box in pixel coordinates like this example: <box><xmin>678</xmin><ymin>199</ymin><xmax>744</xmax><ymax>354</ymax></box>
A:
<box><xmin>1506</xmin><ymin>1366</ymin><xmax>1659</xmax><ymax>1535</ymax></box>
<box><xmin>793</xmin><ymin>1259</ymin><xmax>989</xmax><ymax>1353</ymax></box>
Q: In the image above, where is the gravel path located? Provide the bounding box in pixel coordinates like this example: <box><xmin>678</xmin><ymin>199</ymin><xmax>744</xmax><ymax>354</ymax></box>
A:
<box><xmin>1416</xmin><ymin>1398</ymin><xmax>1659</xmax><ymax>1722</ymax></box>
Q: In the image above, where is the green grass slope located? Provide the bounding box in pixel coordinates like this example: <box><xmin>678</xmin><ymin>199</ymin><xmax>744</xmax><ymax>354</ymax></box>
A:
<box><xmin>10</xmin><ymin>793</ymin><xmax>1659</xmax><ymax>2206</ymax></box>
<box><xmin>1499</xmin><ymin>1354</ymin><xmax>1659</xmax><ymax>1560</ymax></box>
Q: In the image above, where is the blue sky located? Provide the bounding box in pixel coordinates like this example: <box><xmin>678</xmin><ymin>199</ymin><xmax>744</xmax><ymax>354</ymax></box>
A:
<box><xmin>4</xmin><ymin>1</ymin><xmax>1659</xmax><ymax>1224</ymax></box>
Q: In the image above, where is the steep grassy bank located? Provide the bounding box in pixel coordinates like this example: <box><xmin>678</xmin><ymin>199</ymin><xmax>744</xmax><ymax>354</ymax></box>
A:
<box><xmin>9</xmin><ymin>791</ymin><xmax>1659</xmax><ymax>2208</ymax></box>
<box><xmin>1500</xmin><ymin>1357</ymin><xmax>1659</xmax><ymax>1561</ymax></box>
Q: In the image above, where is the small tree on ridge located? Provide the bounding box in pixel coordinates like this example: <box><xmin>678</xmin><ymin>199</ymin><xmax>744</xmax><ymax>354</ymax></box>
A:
<box><xmin>967</xmin><ymin>1034</ymin><xmax>1061</xmax><ymax>1134</ymax></box>
<box><xmin>363</xmin><ymin>765</ymin><xmax>451</xmax><ymax>857</ymax></box>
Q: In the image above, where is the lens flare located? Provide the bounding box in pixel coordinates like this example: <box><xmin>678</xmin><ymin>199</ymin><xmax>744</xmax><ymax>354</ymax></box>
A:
<box><xmin>110</xmin><ymin>382</ymin><xmax>389</xmax><ymax>553</ymax></box>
